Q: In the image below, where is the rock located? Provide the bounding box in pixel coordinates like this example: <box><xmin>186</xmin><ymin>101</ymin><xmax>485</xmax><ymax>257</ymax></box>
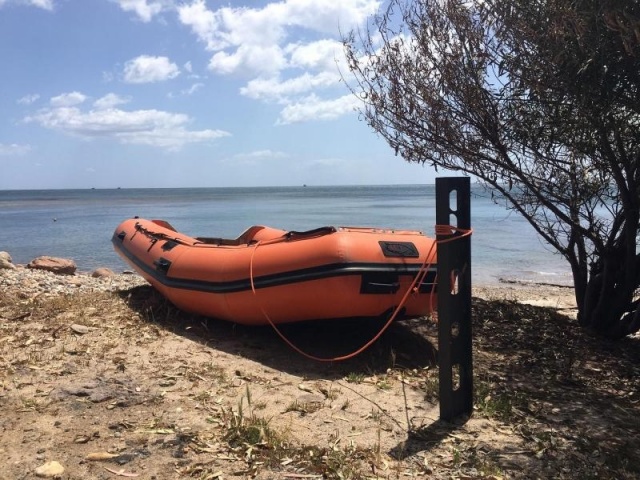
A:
<box><xmin>70</xmin><ymin>324</ymin><xmax>91</xmax><ymax>335</ymax></box>
<box><xmin>0</xmin><ymin>258</ymin><xmax>15</xmax><ymax>270</ymax></box>
<box><xmin>0</xmin><ymin>251</ymin><xmax>15</xmax><ymax>270</ymax></box>
<box><xmin>27</xmin><ymin>256</ymin><xmax>77</xmax><ymax>275</ymax></box>
<box><xmin>73</xmin><ymin>434</ymin><xmax>91</xmax><ymax>444</ymax></box>
<box><xmin>34</xmin><ymin>460</ymin><xmax>64</xmax><ymax>477</ymax></box>
<box><xmin>91</xmin><ymin>267</ymin><xmax>115</xmax><ymax>278</ymax></box>
<box><xmin>85</xmin><ymin>452</ymin><xmax>118</xmax><ymax>461</ymax></box>
<box><xmin>113</xmin><ymin>453</ymin><xmax>136</xmax><ymax>465</ymax></box>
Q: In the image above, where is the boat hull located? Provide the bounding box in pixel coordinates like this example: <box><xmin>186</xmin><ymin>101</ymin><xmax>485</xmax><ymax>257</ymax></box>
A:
<box><xmin>112</xmin><ymin>218</ymin><xmax>437</xmax><ymax>325</ymax></box>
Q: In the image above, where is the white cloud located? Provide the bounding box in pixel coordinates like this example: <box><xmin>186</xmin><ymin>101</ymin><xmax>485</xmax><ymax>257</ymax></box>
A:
<box><xmin>287</xmin><ymin>39</ymin><xmax>345</xmax><ymax>72</ymax></box>
<box><xmin>50</xmin><ymin>91</ymin><xmax>87</xmax><ymax>107</ymax></box>
<box><xmin>118</xmin><ymin>126</ymin><xmax>227</xmax><ymax>149</ymax></box>
<box><xmin>277</xmin><ymin>93</ymin><xmax>359</xmax><ymax>124</ymax></box>
<box><xmin>17</xmin><ymin>93</ymin><xmax>40</xmax><ymax>105</ymax></box>
<box><xmin>285</xmin><ymin>0</ymin><xmax>379</xmax><ymax>34</ymax></box>
<box><xmin>180</xmin><ymin>83</ymin><xmax>204</xmax><ymax>96</ymax></box>
<box><xmin>123</xmin><ymin>55</ymin><xmax>180</xmax><ymax>84</ymax></box>
<box><xmin>235</xmin><ymin>150</ymin><xmax>288</xmax><ymax>160</ymax></box>
<box><xmin>93</xmin><ymin>93</ymin><xmax>131</xmax><ymax>110</ymax></box>
<box><xmin>177</xmin><ymin>0</ymin><xmax>222</xmax><ymax>51</ymax></box>
<box><xmin>0</xmin><ymin>143</ymin><xmax>32</xmax><ymax>156</ymax></box>
<box><xmin>178</xmin><ymin>0</ymin><xmax>380</xmax><ymax>77</ymax></box>
<box><xmin>175</xmin><ymin>0</ymin><xmax>378</xmax><ymax>123</ymax></box>
<box><xmin>29</xmin><ymin>0</ymin><xmax>52</xmax><ymax>8</ymax></box>
<box><xmin>111</xmin><ymin>0</ymin><xmax>167</xmax><ymax>22</ymax></box>
<box><xmin>0</xmin><ymin>0</ymin><xmax>54</xmax><ymax>9</ymax></box>
<box><xmin>209</xmin><ymin>45</ymin><xmax>287</xmax><ymax>76</ymax></box>
<box><xmin>25</xmin><ymin>97</ymin><xmax>230</xmax><ymax>150</ymax></box>
<box><xmin>241</xmin><ymin>71</ymin><xmax>338</xmax><ymax>102</ymax></box>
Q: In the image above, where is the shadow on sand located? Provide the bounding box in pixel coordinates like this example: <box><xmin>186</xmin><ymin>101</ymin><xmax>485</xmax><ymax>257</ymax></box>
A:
<box><xmin>118</xmin><ymin>285</ymin><xmax>439</xmax><ymax>380</ymax></box>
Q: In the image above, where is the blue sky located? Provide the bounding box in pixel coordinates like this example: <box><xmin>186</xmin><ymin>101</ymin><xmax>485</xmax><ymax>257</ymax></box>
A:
<box><xmin>0</xmin><ymin>0</ymin><xmax>434</xmax><ymax>189</ymax></box>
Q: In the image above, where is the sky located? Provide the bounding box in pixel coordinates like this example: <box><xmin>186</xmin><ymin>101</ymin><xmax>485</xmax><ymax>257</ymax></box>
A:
<box><xmin>0</xmin><ymin>0</ymin><xmax>435</xmax><ymax>189</ymax></box>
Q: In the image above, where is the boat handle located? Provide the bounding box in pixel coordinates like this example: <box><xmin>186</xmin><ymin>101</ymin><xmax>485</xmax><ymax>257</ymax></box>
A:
<box><xmin>367</xmin><ymin>282</ymin><xmax>400</xmax><ymax>287</ymax></box>
<box><xmin>153</xmin><ymin>257</ymin><xmax>172</xmax><ymax>274</ymax></box>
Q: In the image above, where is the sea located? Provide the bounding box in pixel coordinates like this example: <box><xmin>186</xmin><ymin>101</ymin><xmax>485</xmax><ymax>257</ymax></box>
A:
<box><xmin>0</xmin><ymin>184</ymin><xmax>573</xmax><ymax>286</ymax></box>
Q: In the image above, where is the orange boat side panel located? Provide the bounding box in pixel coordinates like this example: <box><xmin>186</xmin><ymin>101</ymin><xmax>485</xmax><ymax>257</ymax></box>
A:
<box><xmin>112</xmin><ymin>218</ymin><xmax>437</xmax><ymax>325</ymax></box>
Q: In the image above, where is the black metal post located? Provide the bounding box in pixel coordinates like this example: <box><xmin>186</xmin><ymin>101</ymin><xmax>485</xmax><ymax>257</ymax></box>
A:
<box><xmin>436</xmin><ymin>177</ymin><xmax>473</xmax><ymax>421</ymax></box>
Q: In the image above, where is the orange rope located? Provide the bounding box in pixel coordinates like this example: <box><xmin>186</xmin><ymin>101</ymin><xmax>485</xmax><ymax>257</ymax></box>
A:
<box><xmin>434</xmin><ymin>224</ymin><xmax>473</xmax><ymax>241</ymax></box>
<box><xmin>249</xmin><ymin>225</ymin><xmax>472</xmax><ymax>362</ymax></box>
<box><xmin>431</xmin><ymin>225</ymin><xmax>473</xmax><ymax>308</ymax></box>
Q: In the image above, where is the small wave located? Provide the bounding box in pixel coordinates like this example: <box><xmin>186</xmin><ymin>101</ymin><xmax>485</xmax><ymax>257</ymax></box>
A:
<box><xmin>520</xmin><ymin>270</ymin><xmax>572</xmax><ymax>277</ymax></box>
<box><xmin>498</xmin><ymin>276</ymin><xmax>574</xmax><ymax>288</ymax></box>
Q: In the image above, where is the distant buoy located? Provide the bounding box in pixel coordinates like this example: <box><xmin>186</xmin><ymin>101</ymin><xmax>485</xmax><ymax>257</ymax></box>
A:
<box><xmin>53</xmin><ymin>218</ymin><xmax>57</xmax><ymax>222</ymax></box>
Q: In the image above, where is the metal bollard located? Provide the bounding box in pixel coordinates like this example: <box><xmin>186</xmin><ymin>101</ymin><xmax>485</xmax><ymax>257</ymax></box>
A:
<box><xmin>435</xmin><ymin>177</ymin><xmax>473</xmax><ymax>421</ymax></box>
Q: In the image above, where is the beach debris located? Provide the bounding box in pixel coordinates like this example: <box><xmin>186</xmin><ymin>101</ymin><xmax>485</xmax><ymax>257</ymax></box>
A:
<box><xmin>0</xmin><ymin>251</ymin><xmax>16</xmax><ymax>270</ymax></box>
<box><xmin>86</xmin><ymin>452</ymin><xmax>119</xmax><ymax>461</ymax></box>
<box><xmin>85</xmin><ymin>451</ymin><xmax>141</xmax><ymax>465</ymax></box>
<box><xmin>34</xmin><ymin>460</ymin><xmax>65</xmax><ymax>477</ymax></box>
<box><xmin>27</xmin><ymin>256</ymin><xmax>77</xmax><ymax>275</ymax></box>
<box><xmin>103</xmin><ymin>466</ymin><xmax>140</xmax><ymax>477</ymax></box>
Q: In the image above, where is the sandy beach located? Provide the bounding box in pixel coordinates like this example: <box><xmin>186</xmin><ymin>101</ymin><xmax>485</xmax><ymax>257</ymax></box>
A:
<box><xmin>2</xmin><ymin>261</ymin><xmax>639</xmax><ymax>479</ymax></box>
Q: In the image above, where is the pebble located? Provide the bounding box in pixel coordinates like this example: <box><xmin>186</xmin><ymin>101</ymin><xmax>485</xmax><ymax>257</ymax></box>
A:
<box><xmin>34</xmin><ymin>461</ymin><xmax>65</xmax><ymax>478</ymax></box>
<box><xmin>0</xmin><ymin>264</ymin><xmax>147</xmax><ymax>298</ymax></box>
<box><xmin>92</xmin><ymin>267</ymin><xmax>115</xmax><ymax>278</ymax></box>
<box><xmin>70</xmin><ymin>324</ymin><xmax>91</xmax><ymax>335</ymax></box>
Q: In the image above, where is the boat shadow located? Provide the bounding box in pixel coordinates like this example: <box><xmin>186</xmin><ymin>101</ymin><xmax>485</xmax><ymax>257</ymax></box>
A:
<box><xmin>119</xmin><ymin>285</ymin><xmax>438</xmax><ymax>379</ymax></box>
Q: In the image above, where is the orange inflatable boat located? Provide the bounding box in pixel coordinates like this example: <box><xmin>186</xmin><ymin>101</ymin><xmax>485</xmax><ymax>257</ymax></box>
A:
<box><xmin>112</xmin><ymin>218</ymin><xmax>437</xmax><ymax>325</ymax></box>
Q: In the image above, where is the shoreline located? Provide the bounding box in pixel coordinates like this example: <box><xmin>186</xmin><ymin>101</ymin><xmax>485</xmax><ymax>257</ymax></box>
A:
<box><xmin>1</xmin><ymin>261</ymin><xmax>578</xmax><ymax>317</ymax></box>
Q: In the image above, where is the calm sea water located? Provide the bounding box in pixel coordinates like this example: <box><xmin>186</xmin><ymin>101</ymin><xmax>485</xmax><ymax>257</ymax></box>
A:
<box><xmin>0</xmin><ymin>184</ymin><xmax>572</xmax><ymax>286</ymax></box>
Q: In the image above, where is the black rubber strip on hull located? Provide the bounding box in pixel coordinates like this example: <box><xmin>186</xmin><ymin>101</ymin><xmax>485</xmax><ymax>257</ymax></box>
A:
<box><xmin>113</xmin><ymin>234</ymin><xmax>437</xmax><ymax>294</ymax></box>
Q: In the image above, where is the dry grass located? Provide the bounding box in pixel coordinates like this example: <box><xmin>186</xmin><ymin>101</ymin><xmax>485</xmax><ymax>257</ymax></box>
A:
<box><xmin>1</xmin><ymin>283</ymin><xmax>640</xmax><ymax>479</ymax></box>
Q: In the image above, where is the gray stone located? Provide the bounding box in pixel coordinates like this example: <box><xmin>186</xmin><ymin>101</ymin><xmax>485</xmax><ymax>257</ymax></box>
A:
<box><xmin>34</xmin><ymin>461</ymin><xmax>65</xmax><ymax>478</ymax></box>
<box><xmin>0</xmin><ymin>251</ymin><xmax>15</xmax><ymax>270</ymax></box>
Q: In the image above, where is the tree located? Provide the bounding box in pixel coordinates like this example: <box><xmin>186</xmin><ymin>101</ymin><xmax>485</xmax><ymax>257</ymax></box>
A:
<box><xmin>344</xmin><ymin>0</ymin><xmax>640</xmax><ymax>338</ymax></box>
